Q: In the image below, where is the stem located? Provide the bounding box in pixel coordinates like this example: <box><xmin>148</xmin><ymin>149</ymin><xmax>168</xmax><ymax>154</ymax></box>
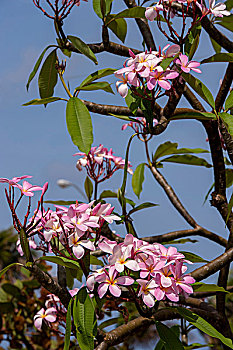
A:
<box><xmin>59</xmin><ymin>72</ymin><xmax>73</xmax><ymax>98</ymax></box>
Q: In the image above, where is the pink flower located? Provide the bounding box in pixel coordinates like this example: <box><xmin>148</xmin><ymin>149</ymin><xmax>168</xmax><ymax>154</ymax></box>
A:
<box><xmin>145</xmin><ymin>4</ymin><xmax>164</xmax><ymax>21</ymax></box>
<box><xmin>175</xmin><ymin>54</ymin><xmax>201</xmax><ymax>73</ymax></box>
<box><xmin>209</xmin><ymin>0</ymin><xmax>231</xmax><ymax>16</ymax></box>
<box><xmin>109</xmin><ymin>245</ymin><xmax>140</xmax><ymax>273</ymax></box>
<box><xmin>96</xmin><ymin>266</ymin><xmax>134</xmax><ymax>298</ymax></box>
<box><xmin>69</xmin><ymin>288</ymin><xmax>80</xmax><ymax>297</ymax></box>
<box><xmin>34</xmin><ymin>307</ymin><xmax>57</xmax><ymax>330</ymax></box>
<box><xmin>0</xmin><ymin>175</ymin><xmax>32</xmax><ymax>186</ymax></box>
<box><xmin>69</xmin><ymin>233</ymin><xmax>95</xmax><ymax>259</ymax></box>
<box><xmin>147</xmin><ymin>67</ymin><xmax>179</xmax><ymax>90</ymax></box>
<box><xmin>170</xmin><ymin>262</ymin><xmax>195</xmax><ymax>294</ymax></box>
<box><xmin>137</xmin><ymin>279</ymin><xmax>157</xmax><ymax>307</ymax></box>
<box><xmin>15</xmin><ymin>181</ymin><xmax>43</xmax><ymax>197</ymax></box>
<box><xmin>16</xmin><ymin>238</ymin><xmax>37</xmax><ymax>256</ymax></box>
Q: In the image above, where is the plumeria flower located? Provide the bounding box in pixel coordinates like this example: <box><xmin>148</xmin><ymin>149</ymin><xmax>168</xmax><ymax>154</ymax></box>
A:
<box><xmin>34</xmin><ymin>307</ymin><xmax>57</xmax><ymax>330</ymax></box>
<box><xmin>145</xmin><ymin>4</ymin><xmax>164</xmax><ymax>21</ymax></box>
<box><xmin>174</xmin><ymin>54</ymin><xmax>202</xmax><ymax>73</ymax></box>
<box><xmin>137</xmin><ymin>279</ymin><xmax>157</xmax><ymax>307</ymax></box>
<box><xmin>170</xmin><ymin>262</ymin><xmax>195</xmax><ymax>295</ymax></box>
<box><xmin>115</xmin><ymin>74</ymin><xmax>130</xmax><ymax>98</ymax></box>
<box><xmin>69</xmin><ymin>288</ymin><xmax>80</xmax><ymax>297</ymax></box>
<box><xmin>109</xmin><ymin>245</ymin><xmax>140</xmax><ymax>273</ymax></box>
<box><xmin>15</xmin><ymin>181</ymin><xmax>43</xmax><ymax>197</ymax></box>
<box><xmin>147</xmin><ymin>67</ymin><xmax>179</xmax><ymax>90</ymax></box>
<box><xmin>45</xmin><ymin>294</ymin><xmax>60</xmax><ymax>308</ymax></box>
<box><xmin>69</xmin><ymin>233</ymin><xmax>95</xmax><ymax>259</ymax></box>
<box><xmin>154</xmin><ymin>273</ymin><xmax>179</xmax><ymax>302</ymax></box>
<box><xmin>0</xmin><ymin>175</ymin><xmax>32</xmax><ymax>186</ymax></box>
<box><xmin>96</xmin><ymin>266</ymin><xmax>134</xmax><ymax>298</ymax></box>
<box><xmin>209</xmin><ymin>0</ymin><xmax>231</xmax><ymax>16</ymax></box>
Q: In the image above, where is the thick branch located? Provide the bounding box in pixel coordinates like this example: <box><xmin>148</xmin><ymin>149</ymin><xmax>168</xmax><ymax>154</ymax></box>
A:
<box><xmin>123</xmin><ymin>0</ymin><xmax>156</xmax><ymax>51</ymax></box>
<box><xmin>96</xmin><ymin>309</ymin><xmax>180</xmax><ymax>350</ymax></box>
<box><xmin>201</xmin><ymin>16</ymin><xmax>233</xmax><ymax>53</ymax></box>
<box><xmin>27</xmin><ymin>264</ymin><xmax>71</xmax><ymax>309</ymax></box>
<box><xmin>191</xmin><ymin>246</ymin><xmax>233</xmax><ymax>282</ymax></box>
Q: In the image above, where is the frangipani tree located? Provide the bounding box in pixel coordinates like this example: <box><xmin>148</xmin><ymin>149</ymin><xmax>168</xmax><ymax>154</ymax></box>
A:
<box><xmin>1</xmin><ymin>0</ymin><xmax>233</xmax><ymax>349</ymax></box>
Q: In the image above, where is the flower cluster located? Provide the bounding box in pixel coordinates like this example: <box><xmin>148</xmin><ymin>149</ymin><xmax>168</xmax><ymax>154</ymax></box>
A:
<box><xmin>74</xmin><ymin>144</ymin><xmax>133</xmax><ymax>182</ymax></box>
<box><xmin>87</xmin><ymin>234</ymin><xmax>195</xmax><ymax>308</ymax></box>
<box><xmin>145</xmin><ymin>0</ymin><xmax>230</xmax><ymax>22</ymax></box>
<box><xmin>114</xmin><ymin>46</ymin><xmax>201</xmax><ymax>98</ymax></box>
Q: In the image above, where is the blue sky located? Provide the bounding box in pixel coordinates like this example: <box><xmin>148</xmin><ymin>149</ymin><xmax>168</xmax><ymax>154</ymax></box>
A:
<box><xmin>0</xmin><ymin>0</ymin><xmax>232</xmax><ymax>283</ymax></box>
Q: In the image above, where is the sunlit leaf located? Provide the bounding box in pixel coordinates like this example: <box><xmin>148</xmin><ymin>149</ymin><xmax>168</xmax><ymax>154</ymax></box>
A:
<box><xmin>161</xmin><ymin>155</ymin><xmax>212</xmax><ymax>168</ymax></box>
<box><xmin>180</xmin><ymin>251</ymin><xmax>208</xmax><ymax>263</ymax></box>
<box><xmin>201</xmin><ymin>53</ymin><xmax>233</xmax><ymax>64</ymax></box>
<box><xmin>107</xmin><ymin>17</ymin><xmax>127</xmax><ymax>43</ymax></box>
<box><xmin>132</xmin><ymin>163</ymin><xmax>145</xmax><ymax>199</ymax></box>
<box><xmin>192</xmin><ymin>282</ymin><xmax>229</xmax><ymax>293</ymax></box>
<box><xmin>225</xmin><ymin>90</ymin><xmax>233</xmax><ymax>111</ymax></box>
<box><xmin>22</xmin><ymin>97</ymin><xmax>65</xmax><ymax>106</ymax></box>
<box><xmin>128</xmin><ymin>202</ymin><xmax>158</xmax><ymax>215</ymax></box>
<box><xmin>38</xmin><ymin>49</ymin><xmax>58</xmax><ymax>100</ymax></box>
<box><xmin>66</xmin><ymin>97</ymin><xmax>93</xmax><ymax>153</ymax></box>
<box><xmin>170</xmin><ymin>111</ymin><xmax>216</xmax><ymax>121</ymax></box>
<box><xmin>68</xmin><ymin>35</ymin><xmax>98</xmax><ymax>65</ymax></box>
<box><xmin>78</xmin><ymin>68</ymin><xmax>115</xmax><ymax>88</ymax></box>
<box><xmin>75</xmin><ymin>82</ymin><xmax>114</xmax><ymax>94</ymax></box>
<box><xmin>155</xmin><ymin>321</ymin><xmax>185</xmax><ymax>350</ymax></box>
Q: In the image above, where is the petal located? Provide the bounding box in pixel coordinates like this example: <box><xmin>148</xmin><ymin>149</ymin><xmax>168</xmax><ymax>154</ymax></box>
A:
<box><xmin>109</xmin><ymin>284</ymin><xmax>121</xmax><ymax>297</ymax></box>
<box><xmin>34</xmin><ymin>317</ymin><xmax>43</xmax><ymax>330</ymax></box>
<box><xmin>117</xmin><ymin>276</ymin><xmax>134</xmax><ymax>286</ymax></box>
<box><xmin>73</xmin><ymin>245</ymin><xmax>85</xmax><ymax>259</ymax></box>
<box><xmin>45</xmin><ymin>314</ymin><xmax>57</xmax><ymax>323</ymax></box>
<box><xmin>98</xmin><ymin>283</ymin><xmax>109</xmax><ymax>298</ymax></box>
<box><xmin>143</xmin><ymin>293</ymin><xmax>155</xmax><ymax>308</ymax></box>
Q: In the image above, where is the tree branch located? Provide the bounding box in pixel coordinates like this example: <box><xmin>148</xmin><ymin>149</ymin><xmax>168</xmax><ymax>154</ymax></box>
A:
<box><xmin>123</xmin><ymin>0</ymin><xmax>157</xmax><ymax>51</ymax></box>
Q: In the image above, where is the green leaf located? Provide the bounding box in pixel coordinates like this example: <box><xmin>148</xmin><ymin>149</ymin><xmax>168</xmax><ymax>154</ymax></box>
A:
<box><xmin>184</xmin><ymin>343</ymin><xmax>214</xmax><ymax>349</ymax></box>
<box><xmin>210</xmin><ymin>37</ymin><xmax>221</xmax><ymax>54</ymax></box>
<box><xmin>90</xmin><ymin>255</ymin><xmax>104</xmax><ymax>267</ymax></box>
<box><xmin>66</xmin><ymin>97</ymin><xmax>93</xmax><ymax>154</ymax></box>
<box><xmin>100</xmin><ymin>190</ymin><xmax>117</xmax><ymax>199</ymax></box>
<box><xmin>0</xmin><ymin>263</ymin><xmax>24</xmax><ymax>279</ymax></box>
<box><xmin>225</xmin><ymin>0</ymin><xmax>233</xmax><ymax>10</ymax></box>
<box><xmin>2</xmin><ymin>283</ymin><xmax>21</xmax><ymax>298</ymax></box>
<box><xmin>84</xmin><ymin>177</ymin><xmax>93</xmax><ymax>201</ymax></box>
<box><xmin>125</xmin><ymin>90</ymin><xmax>139</xmax><ymax>115</ymax></box>
<box><xmin>128</xmin><ymin>202</ymin><xmax>158</xmax><ymax>215</ymax></box>
<box><xmin>78</xmin><ymin>68</ymin><xmax>115</xmax><ymax>88</ymax></box>
<box><xmin>225</xmin><ymin>90</ymin><xmax>233</xmax><ymax>111</ymax></box>
<box><xmin>182</xmin><ymin>73</ymin><xmax>215</xmax><ymax>108</ymax></box>
<box><xmin>93</xmin><ymin>0</ymin><xmax>103</xmax><ymax>18</ymax></box>
<box><xmin>160</xmin><ymin>57</ymin><xmax>176</xmax><ymax>70</ymax></box>
<box><xmin>184</xmin><ymin>23</ymin><xmax>202</xmax><ymax>60</ymax></box>
<box><xmin>132</xmin><ymin>163</ymin><xmax>145</xmax><ymax>199</ymax></box>
<box><xmin>26</xmin><ymin>45</ymin><xmax>55</xmax><ymax>91</ymax></box>
<box><xmin>176</xmin><ymin>307</ymin><xmax>233</xmax><ymax>349</ymax></box>
<box><xmin>161</xmin><ymin>155</ymin><xmax>212</xmax><ymax>168</ymax></box>
<box><xmin>201</xmin><ymin>53</ymin><xmax>233</xmax><ymax>64</ymax></box>
<box><xmin>109</xmin><ymin>114</ymin><xmax>134</xmax><ymax>121</ymax></box>
<box><xmin>20</xmin><ymin>228</ymin><xmax>32</xmax><ymax>262</ymax></box>
<box><xmin>203</xmin><ymin>183</ymin><xmax>214</xmax><ymax>204</ymax></box>
<box><xmin>220</xmin><ymin>112</ymin><xmax>233</xmax><ymax>138</ymax></box>
<box><xmin>107</xmin><ymin>16</ymin><xmax>127</xmax><ymax>43</ymax></box>
<box><xmin>44</xmin><ymin>200</ymin><xmax>76</xmax><ymax>205</ymax></box>
<box><xmin>40</xmin><ymin>256</ymin><xmax>81</xmax><ymax>270</ymax></box>
<box><xmin>192</xmin><ymin>282</ymin><xmax>229</xmax><ymax>293</ymax></box>
<box><xmin>38</xmin><ymin>49</ymin><xmax>58</xmax><ymax>100</ymax></box>
<box><xmin>67</xmin><ymin>35</ymin><xmax>98</xmax><ymax>65</ymax></box>
<box><xmin>155</xmin><ymin>321</ymin><xmax>185</xmax><ymax>350</ymax></box>
<box><xmin>170</xmin><ymin>111</ymin><xmax>216</xmax><ymax>121</ymax></box>
<box><xmin>22</xmin><ymin>97</ymin><xmax>65</xmax><ymax>106</ymax></box>
<box><xmin>64</xmin><ymin>298</ymin><xmax>72</xmax><ymax>350</ymax></box>
<box><xmin>180</xmin><ymin>251</ymin><xmax>208</xmax><ymax>263</ymax></box>
<box><xmin>75</xmin><ymin>81</ymin><xmax>114</xmax><ymax>94</ymax></box>
<box><xmin>216</xmin><ymin>15</ymin><xmax>233</xmax><ymax>32</ymax></box>
<box><xmin>73</xmin><ymin>288</ymin><xmax>96</xmax><ymax>350</ymax></box>
<box><xmin>111</xmin><ymin>6</ymin><xmax>146</xmax><ymax>21</ymax></box>
<box><xmin>153</xmin><ymin>141</ymin><xmax>209</xmax><ymax>162</ymax></box>
<box><xmin>164</xmin><ymin>238</ymin><xmax>198</xmax><ymax>244</ymax></box>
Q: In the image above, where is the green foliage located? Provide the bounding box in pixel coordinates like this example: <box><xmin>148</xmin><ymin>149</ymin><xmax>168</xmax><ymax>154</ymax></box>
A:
<box><xmin>216</xmin><ymin>14</ymin><xmax>233</xmax><ymax>32</ymax></box>
<box><xmin>128</xmin><ymin>202</ymin><xmax>158</xmax><ymax>215</ymax></box>
<box><xmin>26</xmin><ymin>45</ymin><xmax>55</xmax><ymax>90</ymax></box>
<box><xmin>19</xmin><ymin>228</ymin><xmax>32</xmax><ymax>262</ymax></box>
<box><xmin>176</xmin><ymin>307</ymin><xmax>233</xmax><ymax>349</ymax></box>
<box><xmin>170</xmin><ymin>111</ymin><xmax>216</xmax><ymax>121</ymax></box>
<box><xmin>210</xmin><ymin>37</ymin><xmax>221</xmax><ymax>54</ymax></box>
<box><xmin>180</xmin><ymin>251</ymin><xmax>208</xmax><ymax>263</ymax></box>
<box><xmin>75</xmin><ymin>81</ymin><xmax>114</xmax><ymax>94</ymax></box>
<box><xmin>38</xmin><ymin>49</ymin><xmax>58</xmax><ymax>100</ymax></box>
<box><xmin>77</xmin><ymin>68</ymin><xmax>115</xmax><ymax>88</ymax></box>
<box><xmin>192</xmin><ymin>282</ymin><xmax>229</xmax><ymax>293</ymax></box>
<box><xmin>132</xmin><ymin>163</ymin><xmax>145</xmax><ymax>198</ymax></box>
<box><xmin>161</xmin><ymin>155</ymin><xmax>212</xmax><ymax>168</ymax></box>
<box><xmin>201</xmin><ymin>53</ymin><xmax>233</xmax><ymax>64</ymax></box>
<box><xmin>22</xmin><ymin>97</ymin><xmax>66</xmax><ymax>106</ymax></box>
<box><xmin>184</xmin><ymin>23</ymin><xmax>202</xmax><ymax>59</ymax></box>
<box><xmin>155</xmin><ymin>321</ymin><xmax>184</xmax><ymax>350</ymax></box>
<box><xmin>107</xmin><ymin>16</ymin><xmax>127</xmax><ymax>43</ymax></box>
<box><xmin>225</xmin><ymin>90</ymin><xmax>233</xmax><ymax>111</ymax></box>
<box><xmin>66</xmin><ymin>97</ymin><xmax>93</xmax><ymax>154</ymax></box>
<box><xmin>182</xmin><ymin>73</ymin><xmax>215</xmax><ymax>108</ymax></box>
<box><xmin>40</xmin><ymin>255</ymin><xmax>82</xmax><ymax>270</ymax></box>
<box><xmin>84</xmin><ymin>176</ymin><xmax>93</xmax><ymax>201</ymax></box>
<box><xmin>73</xmin><ymin>288</ymin><xmax>97</xmax><ymax>350</ymax></box>
<box><xmin>67</xmin><ymin>35</ymin><xmax>98</xmax><ymax>65</ymax></box>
